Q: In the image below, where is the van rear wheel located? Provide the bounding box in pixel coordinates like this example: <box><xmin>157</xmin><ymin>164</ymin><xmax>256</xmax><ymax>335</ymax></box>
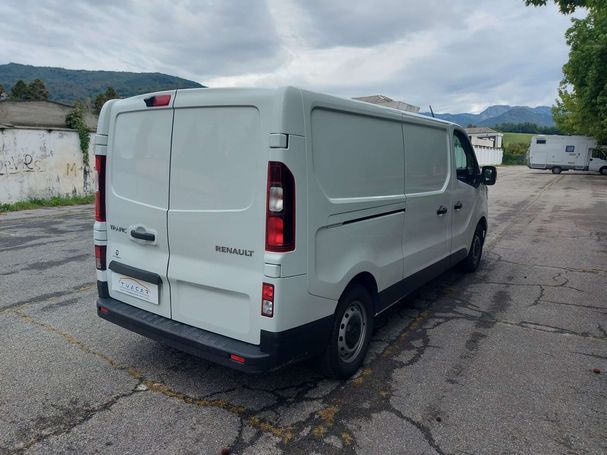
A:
<box><xmin>600</xmin><ymin>167</ymin><xmax>607</xmax><ymax>176</ymax></box>
<box><xmin>552</xmin><ymin>167</ymin><xmax>562</xmax><ymax>174</ymax></box>
<box><xmin>321</xmin><ymin>284</ymin><xmax>373</xmax><ymax>379</ymax></box>
<box><xmin>461</xmin><ymin>224</ymin><xmax>485</xmax><ymax>273</ymax></box>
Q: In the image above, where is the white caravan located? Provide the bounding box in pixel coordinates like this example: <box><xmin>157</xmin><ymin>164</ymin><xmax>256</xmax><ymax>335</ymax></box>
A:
<box><xmin>528</xmin><ymin>134</ymin><xmax>607</xmax><ymax>175</ymax></box>
<box><xmin>93</xmin><ymin>87</ymin><xmax>496</xmax><ymax>378</ymax></box>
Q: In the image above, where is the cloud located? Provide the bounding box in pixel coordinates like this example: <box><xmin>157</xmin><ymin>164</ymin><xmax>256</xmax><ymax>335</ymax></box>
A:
<box><xmin>0</xmin><ymin>0</ymin><xmax>581</xmax><ymax>112</ymax></box>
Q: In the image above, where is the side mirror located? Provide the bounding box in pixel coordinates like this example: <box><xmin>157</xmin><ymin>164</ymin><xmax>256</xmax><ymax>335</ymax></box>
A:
<box><xmin>481</xmin><ymin>166</ymin><xmax>497</xmax><ymax>185</ymax></box>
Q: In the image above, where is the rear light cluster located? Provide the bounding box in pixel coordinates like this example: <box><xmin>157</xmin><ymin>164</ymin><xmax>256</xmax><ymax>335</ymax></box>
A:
<box><xmin>95</xmin><ymin>154</ymin><xmax>107</xmax><ymax>271</ymax></box>
<box><xmin>265</xmin><ymin>162</ymin><xmax>295</xmax><ymax>252</ymax></box>
<box><xmin>261</xmin><ymin>282</ymin><xmax>274</xmax><ymax>317</ymax></box>
<box><xmin>95</xmin><ymin>155</ymin><xmax>106</xmax><ymax>222</ymax></box>
<box><xmin>95</xmin><ymin>245</ymin><xmax>106</xmax><ymax>270</ymax></box>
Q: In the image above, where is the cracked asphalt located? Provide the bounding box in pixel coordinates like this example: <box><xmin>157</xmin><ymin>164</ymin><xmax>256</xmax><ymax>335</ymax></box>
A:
<box><xmin>1</xmin><ymin>166</ymin><xmax>606</xmax><ymax>454</ymax></box>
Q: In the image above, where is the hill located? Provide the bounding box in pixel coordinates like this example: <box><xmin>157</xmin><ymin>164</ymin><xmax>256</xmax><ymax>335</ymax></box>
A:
<box><xmin>0</xmin><ymin>63</ymin><xmax>204</xmax><ymax>103</ymax></box>
<box><xmin>423</xmin><ymin>105</ymin><xmax>554</xmax><ymax>127</ymax></box>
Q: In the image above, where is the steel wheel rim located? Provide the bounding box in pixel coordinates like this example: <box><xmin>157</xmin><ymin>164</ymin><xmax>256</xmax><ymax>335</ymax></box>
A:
<box><xmin>337</xmin><ymin>300</ymin><xmax>367</xmax><ymax>363</ymax></box>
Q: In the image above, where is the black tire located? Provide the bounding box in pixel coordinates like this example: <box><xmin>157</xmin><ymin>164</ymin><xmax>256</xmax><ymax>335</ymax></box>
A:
<box><xmin>600</xmin><ymin>167</ymin><xmax>607</xmax><ymax>176</ymax></box>
<box><xmin>320</xmin><ymin>284</ymin><xmax>374</xmax><ymax>379</ymax></box>
<box><xmin>460</xmin><ymin>224</ymin><xmax>485</xmax><ymax>273</ymax></box>
<box><xmin>552</xmin><ymin>167</ymin><xmax>562</xmax><ymax>174</ymax></box>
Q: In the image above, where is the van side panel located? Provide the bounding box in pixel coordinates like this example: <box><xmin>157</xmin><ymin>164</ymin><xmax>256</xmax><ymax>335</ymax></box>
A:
<box><xmin>307</xmin><ymin>106</ymin><xmax>406</xmax><ymax>301</ymax></box>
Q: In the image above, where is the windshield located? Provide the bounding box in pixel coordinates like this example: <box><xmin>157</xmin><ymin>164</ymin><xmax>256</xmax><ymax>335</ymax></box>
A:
<box><xmin>591</xmin><ymin>149</ymin><xmax>607</xmax><ymax>160</ymax></box>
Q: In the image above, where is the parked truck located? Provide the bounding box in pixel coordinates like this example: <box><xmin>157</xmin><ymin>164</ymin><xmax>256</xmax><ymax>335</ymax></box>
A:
<box><xmin>528</xmin><ymin>134</ymin><xmax>607</xmax><ymax>175</ymax></box>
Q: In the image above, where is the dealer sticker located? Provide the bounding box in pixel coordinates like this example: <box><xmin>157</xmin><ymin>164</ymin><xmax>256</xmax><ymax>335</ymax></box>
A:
<box><xmin>111</xmin><ymin>273</ymin><xmax>159</xmax><ymax>305</ymax></box>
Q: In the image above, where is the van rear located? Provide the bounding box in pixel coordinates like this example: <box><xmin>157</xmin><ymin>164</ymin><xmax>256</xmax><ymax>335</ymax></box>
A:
<box><xmin>94</xmin><ymin>88</ymin><xmax>332</xmax><ymax>372</ymax></box>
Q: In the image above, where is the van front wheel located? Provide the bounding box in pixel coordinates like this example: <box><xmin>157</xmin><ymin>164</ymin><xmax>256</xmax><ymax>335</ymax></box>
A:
<box><xmin>321</xmin><ymin>284</ymin><xmax>374</xmax><ymax>379</ymax></box>
<box><xmin>552</xmin><ymin>167</ymin><xmax>562</xmax><ymax>174</ymax></box>
<box><xmin>461</xmin><ymin>225</ymin><xmax>485</xmax><ymax>273</ymax></box>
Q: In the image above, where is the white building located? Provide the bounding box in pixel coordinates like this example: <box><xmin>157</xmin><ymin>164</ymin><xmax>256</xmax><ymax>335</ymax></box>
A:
<box><xmin>465</xmin><ymin>127</ymin><xmax>504</xmax><ymax>166</ymax></box>
<box><xmin>354</xmin><ymin>95</ymin><xmax>420</xmax><ymax>113</ymax></box>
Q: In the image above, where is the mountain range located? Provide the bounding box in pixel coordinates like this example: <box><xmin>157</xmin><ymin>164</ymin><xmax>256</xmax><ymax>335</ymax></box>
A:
<box><xmin>1</xmin><ymin>63</ymin><xmax>555</xmax><ymax>128</ymax></box>
<box><xmin>0</xmin><ymin>63</ymin><xmax>204</xmax><ymax>103</ymax></box>
<box><xmin>422</xmin><ymin>105</ymin><xmax>555</xmax><ymax>127</ymax></box>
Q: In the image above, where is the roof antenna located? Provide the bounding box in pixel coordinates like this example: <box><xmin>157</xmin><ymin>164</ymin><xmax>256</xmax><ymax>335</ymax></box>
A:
<box><xmin>429</xmin><ymin>105</ymin><xmax>435</xmax><ymax>118</ymax></box>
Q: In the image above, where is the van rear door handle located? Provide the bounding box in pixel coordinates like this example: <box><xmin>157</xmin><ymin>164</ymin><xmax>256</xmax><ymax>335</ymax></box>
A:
<box><xmin>437</xmin><ymin>206</ymin><xmax>448</xmax><ymax>216</ymax></box>
<box><xmin>130</xmin><ymin>230</ymin><xmax>155</xmax><ymax>242</ymax></box>
<box><xmin>454</xmin><ymin>201</ymin><xmax>463</xmax><ymax>210</ymax></box>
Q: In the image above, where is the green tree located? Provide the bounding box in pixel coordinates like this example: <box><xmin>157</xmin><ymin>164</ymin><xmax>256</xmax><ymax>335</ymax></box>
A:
<box><xmin>526</xmin><ymin>0</ymin><xmax>607</xmax><ymax>143</ymax></box>
<box><xmin>525</xmin><ymin>0</ymin><xmax>588</xmax><ymax>13</ymax></box>
<box><xmin>94</xmin><ymin>87</ymin><xmax>119</xmax><ymax>114</ymax></box>
<box><xmin>10</xmin><ymin>80</ymin><xmax>32</xmax><ymax>100</ymax></box>
<box><xmin>29</xmin><ymin>79</ymin><xmax>49</xmax><ymax>100</ymax></box>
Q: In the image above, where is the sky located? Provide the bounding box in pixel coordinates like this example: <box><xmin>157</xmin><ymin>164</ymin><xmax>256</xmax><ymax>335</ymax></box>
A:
<box><xmin>1</xmin><ymin>0</ymin><xmax>583</xmax><ymax>113</ymax></box>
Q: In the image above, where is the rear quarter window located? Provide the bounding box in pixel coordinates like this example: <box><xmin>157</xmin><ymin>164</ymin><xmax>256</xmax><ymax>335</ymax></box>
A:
<box><xmin>311</xmin><ymin>109</ymin><xmax>404</xmax><ymax>199</ymax></box>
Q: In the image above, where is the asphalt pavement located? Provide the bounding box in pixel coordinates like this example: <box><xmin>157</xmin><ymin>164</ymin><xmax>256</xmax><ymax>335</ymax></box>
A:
<box><xmin>0</xmin><ymin>166</ymin><xmax>605</xmax><ymax>454</ymax></box>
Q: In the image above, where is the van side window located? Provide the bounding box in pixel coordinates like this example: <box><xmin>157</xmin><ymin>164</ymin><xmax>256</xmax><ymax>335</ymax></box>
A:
<box><xmin>404</xmin><ymin>124</ymin><xmax>450</xmax><ymax>194</ymax></box>
<box><xmin>453</xmin><ymin>132</ymin><xmax>479</xmax><ymax>186</ymax></box>
<box><xmin>312</xmin><ymin>109</ymin><xmax>405</xmax><ymax>198</ymax></box>
<box><xmin>565</xmin><ymin>145</ymin><xmax>575</xmax><ymax>153</ymax></box>
<box><xmin>536</xmin><ymin>138</ymin><xmax>546</xmax><ymax>144</ymax></box>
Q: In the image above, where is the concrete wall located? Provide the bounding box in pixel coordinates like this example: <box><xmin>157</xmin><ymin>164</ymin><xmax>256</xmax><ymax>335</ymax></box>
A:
<box><xmin>0</xmin><ymin>127</ymin><xmax>95</xmax><ymax>204</ymax></box>
<box><xmin>0</xmin><ymin>101</ymin><xmax>98</xmax><ymax>130</ymax></box>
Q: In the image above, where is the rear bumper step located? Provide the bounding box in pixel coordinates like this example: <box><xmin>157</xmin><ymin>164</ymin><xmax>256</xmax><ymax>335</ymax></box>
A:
<box><xmin>96</xmin><ymin>291</ymin><xmax>333</xmax><ymax>373</ymax></box>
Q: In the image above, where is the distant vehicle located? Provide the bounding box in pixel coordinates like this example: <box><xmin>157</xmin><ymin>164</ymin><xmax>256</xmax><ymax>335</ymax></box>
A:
<box><xmin>528</xmin><ymin>134</ymin><xmax>607</xmax><ymax>175</ymax></box>
<box><xmin>93</xmin><ymin>87</ymin><xmax>497</xmax><ymax>379</ymax></box>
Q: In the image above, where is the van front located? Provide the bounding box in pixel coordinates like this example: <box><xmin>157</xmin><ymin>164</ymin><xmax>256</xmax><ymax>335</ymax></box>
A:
<box><xmin>94</xmin><ymin>87</ymin><xmax>332</xmax><ymax>372</ymax></box>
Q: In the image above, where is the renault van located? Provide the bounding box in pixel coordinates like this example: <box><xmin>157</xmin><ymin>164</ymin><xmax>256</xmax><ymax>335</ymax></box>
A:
<box><xmin>94</xmin><ymin>87</ymin><xmax>496</xmax><ymax>379</ymax></box>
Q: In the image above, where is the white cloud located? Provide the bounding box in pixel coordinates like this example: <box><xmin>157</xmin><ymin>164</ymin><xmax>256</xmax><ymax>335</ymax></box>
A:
<box><xmin>0</xmin><ymin>0</ymin><xmax>583</xmax><ymax>112</ymax></box>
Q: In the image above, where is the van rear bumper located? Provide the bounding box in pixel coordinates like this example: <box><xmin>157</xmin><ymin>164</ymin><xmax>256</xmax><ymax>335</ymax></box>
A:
<box><xmin>96</xmin><ymin>294</ymin><xmax>333</xmax><ymax>373</ymax></box>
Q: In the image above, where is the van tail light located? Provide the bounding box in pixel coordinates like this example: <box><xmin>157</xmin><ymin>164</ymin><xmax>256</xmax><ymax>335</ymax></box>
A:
<box><xmin>95</xmin><ymin>155</ymin><xmax>106</xmax><ymax>222</ymax></box>
<box><xmin>261</xmin><ymin>282</ymin><xmax>274</xmax><ymax>317</ymax></box>
<box><xmin>95</xmin><ymin>245</ymin><xmax>107</xmax><ymax>270</ymax></box>
<box><xmin>265</xmin><ymin>162</ymin><xmax>295</xmax><ymax>252</ymax></box>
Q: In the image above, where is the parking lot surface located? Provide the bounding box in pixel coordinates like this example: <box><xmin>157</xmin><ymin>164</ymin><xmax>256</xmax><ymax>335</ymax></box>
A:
<box><xmin>1</xmin><ymin>166</ymin><xmax>606</xmax><ymax>454</ymax></box>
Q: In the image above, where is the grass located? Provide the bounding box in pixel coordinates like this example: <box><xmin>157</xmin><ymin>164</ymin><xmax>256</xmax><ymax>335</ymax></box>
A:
<box><xmin>0</xmin><ymin>194</ymin><xmax>94</xmax><ymax>213</ymax></box>
<box><xmin>502</xmin><ymin>132</ymin><xmax>535</xmax><ymax>148</ymax></box>
<box><xmin>500</xmin><ymin>133</ymin><xmax>535</xmax><ymax>166</ymax></box>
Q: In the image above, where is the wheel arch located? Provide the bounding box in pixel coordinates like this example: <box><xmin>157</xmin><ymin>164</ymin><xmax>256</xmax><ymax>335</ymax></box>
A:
<box><xmin>342</xmin><ymin>272</ymin><xmax>379</xmax><ymax>314</ymax></box>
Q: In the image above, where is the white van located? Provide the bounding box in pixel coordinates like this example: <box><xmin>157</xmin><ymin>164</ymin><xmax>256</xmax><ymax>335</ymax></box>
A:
<box><xmin>94</xmin><ymin>87</ymin><xmax>496</xmax><ymax>378</ymax></box>
<box><xmin>528</xmin><ymin>134</ymin><xmax>607</xmax><ymax>175</ymax></box>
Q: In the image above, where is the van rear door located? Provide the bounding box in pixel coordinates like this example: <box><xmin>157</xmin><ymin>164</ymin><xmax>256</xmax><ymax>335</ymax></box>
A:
<box><xmin>167</xmin><ymin>92</ymin><xmax>266</xmax><ymax>345</ymax></box>
<box><xmin>105</xmin><ymin>93</ymin><xmax>175</xmax><ymax>318</ymax></box>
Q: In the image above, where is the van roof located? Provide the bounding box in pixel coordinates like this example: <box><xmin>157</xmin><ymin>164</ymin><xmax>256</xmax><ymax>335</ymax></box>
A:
<box><xmin>172</xmin><ymin>87</ymin><xmax>455</xmax><ymax>129</ymax></box>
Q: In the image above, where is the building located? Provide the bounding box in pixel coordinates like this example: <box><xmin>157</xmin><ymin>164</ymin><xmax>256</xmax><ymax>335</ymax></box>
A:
<box><xmin>0</xmin><ymin>100</ymin><xmax>98</xmax><ymax>130</ymax></box>
<box><xmin>465</xmin><ymin>127</ymin><xmax>503</xmax><ymax>166</ymax></box>
<box><xmin>354</xmin><ymin>95</ymin><xmax>420</xmax><ymax>113</ymax></box>
<box><xmin>466</xmin><ymin>127</ymin><xmax>503</xmax><ymax>149</ymax></box>
<box><xmin>0</xmin><ymin>101</ymin><xmax>97</xmax><ymax>203</ymax></box>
